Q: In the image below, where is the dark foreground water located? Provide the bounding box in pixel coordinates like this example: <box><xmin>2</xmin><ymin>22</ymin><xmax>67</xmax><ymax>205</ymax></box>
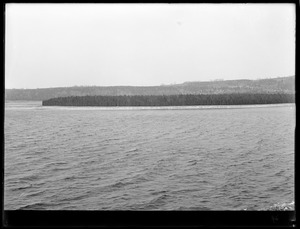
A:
<box><xmin>4</xmin><ymin>101</ymin><xmax>295</xmax><ymax>210</ymax></box>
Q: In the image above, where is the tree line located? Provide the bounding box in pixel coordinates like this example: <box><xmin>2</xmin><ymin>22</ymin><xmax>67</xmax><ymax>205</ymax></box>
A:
<box><xmin>42</xmin><ymin>93</ymin><xmax>295</xmax><ymax>106</ymax></box>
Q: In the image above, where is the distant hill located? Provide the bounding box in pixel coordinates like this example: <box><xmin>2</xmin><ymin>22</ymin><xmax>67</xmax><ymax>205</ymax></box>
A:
<box><xmin>5</xmin><ymin>76</ymin><xmax>295</xmax><ymax>101</ymax></box>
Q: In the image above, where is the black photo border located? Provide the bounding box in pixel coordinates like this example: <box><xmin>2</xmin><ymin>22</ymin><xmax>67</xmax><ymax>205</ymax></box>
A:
<box><xmin>1</xmin><ymin>0</ymin><xmax>297</xmax><ymax>228</ymax></box>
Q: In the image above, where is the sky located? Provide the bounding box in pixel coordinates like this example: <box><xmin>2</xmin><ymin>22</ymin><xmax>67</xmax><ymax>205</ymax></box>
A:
<box><xmin>5</xmin><ymin>3</ymin><xmax>295</xmax><ymax>89</ymax></box>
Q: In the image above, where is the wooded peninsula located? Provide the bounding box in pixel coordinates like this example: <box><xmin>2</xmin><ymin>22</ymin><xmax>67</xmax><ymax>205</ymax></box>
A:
<box><xmin>42</xmin><ymin>93</ymin><xmax>295</xmax><ymax>106</ymax></box>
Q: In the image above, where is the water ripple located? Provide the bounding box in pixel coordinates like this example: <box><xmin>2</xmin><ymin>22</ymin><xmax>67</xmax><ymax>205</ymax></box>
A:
<box><xmin>5</xmin><ymin>102</ymin><xmax>295</xmax><ymax>210</ymax></box>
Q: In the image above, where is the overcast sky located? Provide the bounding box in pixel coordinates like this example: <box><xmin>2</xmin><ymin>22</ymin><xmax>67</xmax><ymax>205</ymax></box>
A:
<box><xmin>5</xmin><ymin>3</ymin><xmax>295</xmax><ymax>89</ymax></box>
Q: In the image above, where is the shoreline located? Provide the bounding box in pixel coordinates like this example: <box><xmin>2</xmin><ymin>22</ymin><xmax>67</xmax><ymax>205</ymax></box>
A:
<box><xmin>5</xmin><ymin>101</ymin><xmax>295</xmax><ymax>111</ymax></box>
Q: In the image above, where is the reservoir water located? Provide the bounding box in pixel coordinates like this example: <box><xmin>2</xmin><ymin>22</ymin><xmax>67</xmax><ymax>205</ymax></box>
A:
<box><xmin>4</xmin><ymin>101</ymin><xmax>295</xmax><ymax>210</ymax></box>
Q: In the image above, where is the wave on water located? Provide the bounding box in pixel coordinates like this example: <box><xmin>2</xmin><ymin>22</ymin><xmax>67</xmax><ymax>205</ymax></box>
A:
<box><xmin>125</xmin><ymin>148</ymin><xmax>139</xmax><ymax>153</ymax></box>
<box><xmin>264</xmin><ymin>201</ymin><xmax>295</xmax><ymax>211</ymax></box>
<box><xmin>10</xmin><ymin>184</ymin><xmax>33</xmax><ymax>191</ymax></box>
<box><xmin>143</xmin><ymin>194</ymin><xmax>170</xmax><ymax>209</ymax></box>
<box><xmin>243</xmin><ymin>201</ymin><xmax>295</xmax><ymax>211</ymax></box>
<box><xmin>18</xmin><ymin>202</ymin><xmax>51</xmax><ymax>210</ymax></box>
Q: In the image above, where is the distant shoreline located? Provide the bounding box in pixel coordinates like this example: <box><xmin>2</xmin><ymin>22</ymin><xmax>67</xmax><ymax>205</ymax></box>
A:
<box><xmin>6</xmin><ymin>76</ymin><xmax>295</xmax><ymax>101</ymax></box>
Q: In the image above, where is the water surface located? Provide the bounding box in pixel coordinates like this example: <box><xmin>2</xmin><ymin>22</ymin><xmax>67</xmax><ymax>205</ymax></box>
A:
<box><xmin>5</xmin><ymin>101</ymin><xmax>295</xmax><ymax>210</ymax></box>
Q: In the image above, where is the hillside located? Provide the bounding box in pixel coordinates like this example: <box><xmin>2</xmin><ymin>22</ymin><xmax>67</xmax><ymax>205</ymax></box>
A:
<box><xmin>5</xmin><ymin>76</ymin><xmax>295</xmax><ymax>101</ymax></box>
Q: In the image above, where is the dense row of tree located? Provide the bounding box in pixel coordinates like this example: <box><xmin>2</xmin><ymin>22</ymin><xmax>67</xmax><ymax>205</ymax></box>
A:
<box><xmin>42</xmin><ymin>93</ymin><xmax>295</xmax><ymax>106</ymax></box>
